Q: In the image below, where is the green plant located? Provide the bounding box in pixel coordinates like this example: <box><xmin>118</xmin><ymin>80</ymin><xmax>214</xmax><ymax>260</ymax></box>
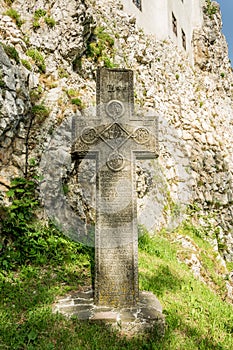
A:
<box><xmin>44</xmin><ymin>16</ymin><xmax>56</xmax><ymax>28</ymax></box>
<box><xmin>204</xmin><ymin>0</ymin><xmax>218</xmax><ymax>18</ymax></box>
<box><xmin>34</xmin><ymin>8</ymin><xmax>47</xmax><ymax>19</ymax></box>
<box><xmin>30</xmin><ymin>85</ymin><xmax>43</xmax><ymax>103</ymax></box>
<box><xmin>199</xmin><ymin>101</ymin><xmax>204</xmax><ymax>107</ymax></box>
<box><xmin>71</xmin><ymin>97</ymin><xmax>83</xmax><ymax>107</ymax></box>
<box><xmin>58</xmin><ymin>67</ymin><xmax>69</xmax><ymax>78</ymax></box>
<box><xmin>65</xmin><ymin>89</ymin><xmax>84</xmax><ymax>109</ymax></box>
<box><xmin>66</xmin><ymin>88</ymin><xmax>77</xmax><ymax>98</ymax></box>
<box><xmin>175</xmin><ymin>73</ymin><xmax>180</xmax><ymax>80</ymax></box>
<box><xmin>21</xmin><ymin>58</ymin><xmax>32</xmax><ymax>71</ymax></box>
<box><xmin>4</xmin><ymin>8</ymin><xmax>24</xmax><ymax>27</ymax></box>
<box><xmin>1</xmin><ymin>43</ymin><xmax>20</xmax><ymax>63</ymax></box>
<box><xmin>31</xmin><ymin>104</ymin><xmax>50</xmax><ymax>123</ymax></box>
<box><xmin>26</xmin><ymin>48</ymin><xmax>46</xmax><ymax>73</ymax></box>
<box><xmin>86</xmin><ymin>26</ymin><xmax>116</xmax><ymax>67</ymax></box>
<box><xmin>220</xmin><ymin>72</ymin><xmax>225</xmax><ymax>78</ymax></box>
<box><xmin>32</xmin><ymin>20</ymin><xmax>40</xmax><ymax>29</ymax></box>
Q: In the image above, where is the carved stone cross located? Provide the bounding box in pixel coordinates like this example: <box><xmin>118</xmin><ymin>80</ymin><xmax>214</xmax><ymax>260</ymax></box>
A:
<box><xmin>72</xmin><ymin>68</ymin><xmax>158</xmax><ymax>307</ymax></box>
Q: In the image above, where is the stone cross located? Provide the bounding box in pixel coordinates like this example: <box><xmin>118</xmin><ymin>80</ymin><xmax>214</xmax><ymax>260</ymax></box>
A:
<box><xmin>72</xmin><ymin>68</ymin><xmax>158</xmax><ymax>307</ymax></box>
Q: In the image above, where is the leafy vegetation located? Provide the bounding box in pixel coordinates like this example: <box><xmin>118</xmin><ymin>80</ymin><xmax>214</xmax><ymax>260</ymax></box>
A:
<box><xmin>31</xmin><ymin>104</ymin><xmax>50</xmax><ymax>124</ymax></box>
<box><xmin>204</xmin><ymin>0</ymin><xmax>218</xmax><ymax>19</ymax></box>
<box><xmin>65</xmin><ymin>89</ymin><xmax>84</xmax><ymax>109</ymax></box>
<box><xmin>0</xmin><ymin>179</ymin><xmax>233</xmax><ymax>349</ymax></box>
<box><xmin>26</xmin><ymin>48</ymin><xmax>46</xmax><ymax>73</ymax></box>
<box><xmin>32</xmin><ymin>9</ymin><xmax>56</xmax><ymax>29</ymax></box>
<box><xmin>1</xmin><ymin>43</ymin><xmax>20</xmax><ymax>64</ymax></box>
<box><xmin>34</xmin><ymin>9</ymin><xmax>47</xmax><ymax>19</ymax></box>
<box><xmin>29</xmin><ymin>85</ymin><xmax>43</xmax><ymax>104</ymax></box>
<box><xmin>4</xmin><ymin>7</ymin><xmax>24</xmax><ymax>27</ymax></box>
<box><xmin>21</xmin><ymin>58</ymin><xmax>32</xmax><ymax>71</ymax></box>
<box><xmin>44</xmin><ymin>16</ymin><xmax>56</xmax><ymax>28</ymax></box>
<box><xmin>86</xmin><ymin>26</ymin><xmax>117</xmax><ymax>68</ymax></box>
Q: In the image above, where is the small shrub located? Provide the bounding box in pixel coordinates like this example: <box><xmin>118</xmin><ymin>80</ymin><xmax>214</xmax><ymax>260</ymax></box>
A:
<box><xmin>71</xmin><ymin>97</ymin><xmax>82</xmax><ymax>107</ymax></box>
<box><xmin>220</xmin><ymin>72</ymin><xmax>225</xmax><ymax>78</ymax></box>
<box><xmin>32</xmin><ymin>20</ymin><xmax>40</xmax><ymax>29</ymax></box>
<box><xmin>26</xmin><ymin>48</ymin><xmax>46</xmax><ymax>73</ymax></box>
<box><xmin>103</xmin><ymin>56</ymin><xmax>117</xmax><ymax>68</ymax></box>
<box><xmin>34</xmin><ymin>9</ymin><xmax>47</xmax><ymax>19</ymax></box>
<box><xmin>204</xmin><ymin>0</ymin><xmax>217</xmax><ymax>18</ymax></box>
<box><xmin>44</xmin><ymin>16</ymin><xmax>56</xmax><ymax>28</ymax></box>
<box><xmin>58</xmin><ymin>67</ymin><xmax>69</xmax><ymax>78</ymax></box>
<box><xmin>66</xmin><ymin>88</ymin><xmax>77</xmax><ymax>98</ymax></box>
<box><xmin>65</xmin><ymin>89</ymin><xmax>84</xmax><ymax>109</ymax></box>
<box><xmin>86</xmin><ymin>26</ymin><xmax>115</xmax><ymax>66</ymax></box>
<box><xmin>21</xmin><ymin>59</ymin><xmax>32</xmax><ymax>71</ymax></box>
<box><xmin>1</xmin><ymin>43</ymin><xmax>20</xmax><ymax>64</ymax></box>
<box><xmin>31</xmin><ymin>104</ymin><xmax>50</xmax><ymax>123</ymax></box>
<box><xmin>30</xmin><ymin>85</ymin><xmax>43</xmax><ymax>103</ymax></box>
<box><xmin>4</xmin><ymin>8</ymin><xmax>24</xmax><ymax>27</ymax></box>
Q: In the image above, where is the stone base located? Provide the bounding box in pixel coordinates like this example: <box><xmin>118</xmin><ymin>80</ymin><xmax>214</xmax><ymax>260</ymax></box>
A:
<box><xmin>52</xmin><ymin>288</ymin><xmax>165</xmax><ymax>337</ymax></box>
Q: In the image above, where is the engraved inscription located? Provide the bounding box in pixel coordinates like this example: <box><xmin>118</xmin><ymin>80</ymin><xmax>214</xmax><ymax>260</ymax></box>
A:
<box><xmin>107</xmin><ymin>84</ymin><xmax>127</xmax><ymax>93</ymax></box>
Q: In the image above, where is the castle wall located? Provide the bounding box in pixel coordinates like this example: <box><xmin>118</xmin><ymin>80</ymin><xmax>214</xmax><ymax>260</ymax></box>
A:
<box><xmin>121</xmin><ymin>0</ymin><xmax>203</xmax><ymax>64</ymax></box>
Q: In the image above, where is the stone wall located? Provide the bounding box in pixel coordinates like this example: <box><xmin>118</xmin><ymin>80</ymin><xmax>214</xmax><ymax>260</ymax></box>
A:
<box><xmin>0</xmin><ymin>0</ymin><xmax>233</xmax><ymax>259</ymax></box>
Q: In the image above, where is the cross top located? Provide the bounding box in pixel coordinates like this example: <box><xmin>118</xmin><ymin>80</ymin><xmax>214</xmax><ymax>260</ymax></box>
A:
<box><xmin>73</xmin><ymin>68</ymin><xmax>157</xmax><ymax>173</ymax></box>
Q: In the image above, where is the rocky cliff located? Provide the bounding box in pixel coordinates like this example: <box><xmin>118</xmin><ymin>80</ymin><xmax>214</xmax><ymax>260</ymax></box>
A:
<box><xmin>1</xmin><ymin>0</ymin><xmax>233</xmax><ymax>260</ymax></box>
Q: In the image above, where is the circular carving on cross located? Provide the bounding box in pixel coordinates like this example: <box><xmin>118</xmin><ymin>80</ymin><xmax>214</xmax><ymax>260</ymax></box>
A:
<box><xmin>107</xmin><ymin>152</ymin><xmax>125</xmax><ymax>172</ymax></box>
<box><xmin>81</xmin><ymin>127</ymin><xmax>97</xmax><ymax>144</ymax></box>
<box><xmin>133</xmin><ymin>127</ymin><xmax>150</xmax><ymax>144</ymax></box>
<box><xmin>106</xmin><ymin>100</ymin><xmax>125</xmax><ymax>120</ymax></box>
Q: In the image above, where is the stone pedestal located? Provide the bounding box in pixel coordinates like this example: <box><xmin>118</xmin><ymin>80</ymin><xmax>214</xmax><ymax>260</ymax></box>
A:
<box><xmin>53</xmin><ymin>288</ymin><xmax>165</xmax><ymax>337</ymax></box>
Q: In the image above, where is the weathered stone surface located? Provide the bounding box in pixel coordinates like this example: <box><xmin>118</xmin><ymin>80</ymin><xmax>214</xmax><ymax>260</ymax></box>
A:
<box><xmin>53</xmin><ymin>288</ymin><xmax>165</xmax><ymax>337</ymax></box>
<box><xmin>72</xmin><ymin>68</ymin><xmax>158</xmax><ymax>307</ymax></box>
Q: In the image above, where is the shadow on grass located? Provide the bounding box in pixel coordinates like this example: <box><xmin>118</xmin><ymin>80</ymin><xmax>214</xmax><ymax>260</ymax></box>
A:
<box><xmin>140</xmin><ymin>264</ymin><xmax>183</xmax><ymax>297</ymax></box>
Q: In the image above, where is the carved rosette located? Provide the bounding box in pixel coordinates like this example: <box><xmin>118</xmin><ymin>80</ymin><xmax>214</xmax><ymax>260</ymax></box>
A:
<box><xmin>81</xmin><ymin>127</ymin><xmax>97</xmax><ymax>144</ymax></box>
<box><xmin>107</xmin><ymin>152</ymin><xmax>125</xmax><ymax>172</ymax></box>
<box><xmin>106</xmin><ymin>100</ymin><xmax>125</xmax><ymax>120</ymax></box>
<box><xmin>133</xmin><ymin>127</ymin><xmax>150</xmax><ymax>144</ymax></box>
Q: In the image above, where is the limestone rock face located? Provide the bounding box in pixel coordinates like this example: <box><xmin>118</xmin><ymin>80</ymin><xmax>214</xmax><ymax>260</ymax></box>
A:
<box><xmin>14</xmin><ymin>0</ymin><xmax>94</xmax><ymax>61</ymax></box>
<box><xmin>0</xmin><ymin>0</ymin><xmax>233</xmax><ymax>259</ymax></box>
<box><xmin>0</xmin><ymin>44</ymin><xmax>31</xmax><ymax>188</ymax></box>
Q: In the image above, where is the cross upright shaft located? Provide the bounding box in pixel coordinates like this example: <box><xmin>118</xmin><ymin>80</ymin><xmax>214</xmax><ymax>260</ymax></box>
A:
<box><xmin>72</xmin><ymin>68</ymin><xmax>158</xmax><ymax>307</ymax></box>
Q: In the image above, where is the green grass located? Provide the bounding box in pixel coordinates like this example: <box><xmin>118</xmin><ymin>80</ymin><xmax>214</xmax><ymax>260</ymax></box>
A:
<box><xmin>138</xmin><ymin>231</ymin><xmax>233</xmax><ymax>349</ymax></box>
<box><xmin>4</xmin><ymin>7</ymin><xmax>24</xmax><ymax>27</ymax></box>
<box><xmin>0</xmin><ymin>221</ymin><xmax>233</xmax><ymax>349</ymax></box>
<box><xmin>26</xmin><ymin>48</ymin><xmax>46</xmax><ymax>73</ymax></box>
